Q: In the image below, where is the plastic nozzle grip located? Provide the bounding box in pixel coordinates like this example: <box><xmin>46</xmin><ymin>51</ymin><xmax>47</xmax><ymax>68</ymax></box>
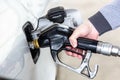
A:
<box><xmin>76</xmin><ymin>37</ymin><xmax>98</xmax><ymax>52</ymax></box>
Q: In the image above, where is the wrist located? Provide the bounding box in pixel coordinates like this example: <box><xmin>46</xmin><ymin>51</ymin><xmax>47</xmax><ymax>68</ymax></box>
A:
<box><xmin>88</xmin><ymin>20</ymin><xmax>99</xmax><ymax>36</ymax></box>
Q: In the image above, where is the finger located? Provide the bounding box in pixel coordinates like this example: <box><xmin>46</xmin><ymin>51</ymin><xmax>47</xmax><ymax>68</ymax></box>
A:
<box><xmin>76</xmin><ymin>48</ymin><xmax>83</xmax><ymax>54</ymax></box>
<box><xmin>77</xmin><ymin>55</ymin><xmax>82</xmax><ymax>59</ymax></box>
<box><xmin>72</xmin><ymin>53</ymin><xmax>78</xmax><ymax>57</ymax></box>
<box><xmin>71</xmin><ymin>48</ymin><xmax>82</xmax><ymax>57</ymax></box>
<box><xmin>65</xmin><ymin>51</ymin><xmax>73</xmax><ymax>56</ymax></box>
<box><xmin>65</xmin><ymin>46</ymin><xmax>73</xmax><ymax>56</ymax></box>
<box><xmin>69</xmin><ymin>27</ymin><xmax>82</xmax><ymax>48</ymax></box>
<box><xmin>69</xmin><ymin>47</ymin><xmax>78</xmax><ymax>57</ymax></box>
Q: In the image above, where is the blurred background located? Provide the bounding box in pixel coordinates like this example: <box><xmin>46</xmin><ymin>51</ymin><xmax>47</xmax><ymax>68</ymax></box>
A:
<box><xmin>47</xmin><ymin>0</ymin><xmax>120</xmax><ymax>80</ymax></box>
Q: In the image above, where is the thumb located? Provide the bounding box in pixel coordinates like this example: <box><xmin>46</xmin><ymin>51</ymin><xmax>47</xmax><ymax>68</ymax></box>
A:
<box><xmin>69</xmin><ymin>29</ymin><xmax>80</xmax><ymax>48</ymax></box>
<box><xmin>69</xmin><ymin>36</ymin><xmax>77</xmax><ymax>48</ymax></box>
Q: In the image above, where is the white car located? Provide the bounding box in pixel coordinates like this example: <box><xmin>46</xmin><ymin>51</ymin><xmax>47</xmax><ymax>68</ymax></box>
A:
<box><xmin>0</xmin><ymin>0</ymin><xmax>56</xmax><ymax>80</ymax></box>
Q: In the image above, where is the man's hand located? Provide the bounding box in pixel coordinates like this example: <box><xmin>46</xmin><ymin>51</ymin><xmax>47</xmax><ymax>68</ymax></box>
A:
<box><xmin>66</xmin><ymin>20</ymin><xmax>99</xmax><ymax>58</ymax></box>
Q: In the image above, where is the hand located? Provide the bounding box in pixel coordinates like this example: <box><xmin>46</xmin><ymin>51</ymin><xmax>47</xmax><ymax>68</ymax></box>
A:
<box><xmin>66</xmin><ymin>20</ymin><xmax>99</xmax><ymax>59</ymax></box>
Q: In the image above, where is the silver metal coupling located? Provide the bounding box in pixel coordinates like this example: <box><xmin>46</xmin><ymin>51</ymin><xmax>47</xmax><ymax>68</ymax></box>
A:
<box><xmin>97</xmin><ymin>42</ymin><xmax>120</xmax><ymax>56</ymax></box>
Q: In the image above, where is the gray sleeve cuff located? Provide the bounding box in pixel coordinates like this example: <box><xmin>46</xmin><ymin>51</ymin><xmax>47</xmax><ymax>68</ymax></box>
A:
<box><xmin>100</xmin><ymin>0</ymin><xmax>120</xmax><ymax>30</ymax></box>
<box><xmin>89</xmin><ymin>12</ymin><xmax>112</xmax><ymax>35</ymax></box>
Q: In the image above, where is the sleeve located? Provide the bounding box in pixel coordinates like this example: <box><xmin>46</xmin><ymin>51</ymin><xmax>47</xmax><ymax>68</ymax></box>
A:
<box><xmin>89</xmin><ymin>0</ymin><xmax>120</xmax><ymax>35</ymax></box>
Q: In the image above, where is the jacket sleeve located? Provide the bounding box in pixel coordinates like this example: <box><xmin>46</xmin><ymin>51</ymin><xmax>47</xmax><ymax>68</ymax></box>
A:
<box><xmin>89</xmin><ymin>0</ymin><xmax>120</xmax><ymax>35</ymax></box>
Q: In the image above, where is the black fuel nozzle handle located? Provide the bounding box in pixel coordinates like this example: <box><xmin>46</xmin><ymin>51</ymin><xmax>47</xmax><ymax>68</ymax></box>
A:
<box><xmin>37</xmin><ymin>23</ymin><xmax>120</xmax><ymax>61</ymax></box>
<box><xmin>37</xmin><ymin>24</ymin><xmax>99</xmax><ymax>60</ymax></box>
<box><xmin>76</xmin><ymin>37</ymin><xmax>98</xmax><ymax>53</ymax></box>
<box><xmin>36</xmin><ymin>24</ymin><xmax>98</xmax><ymax>78</ymax></box>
